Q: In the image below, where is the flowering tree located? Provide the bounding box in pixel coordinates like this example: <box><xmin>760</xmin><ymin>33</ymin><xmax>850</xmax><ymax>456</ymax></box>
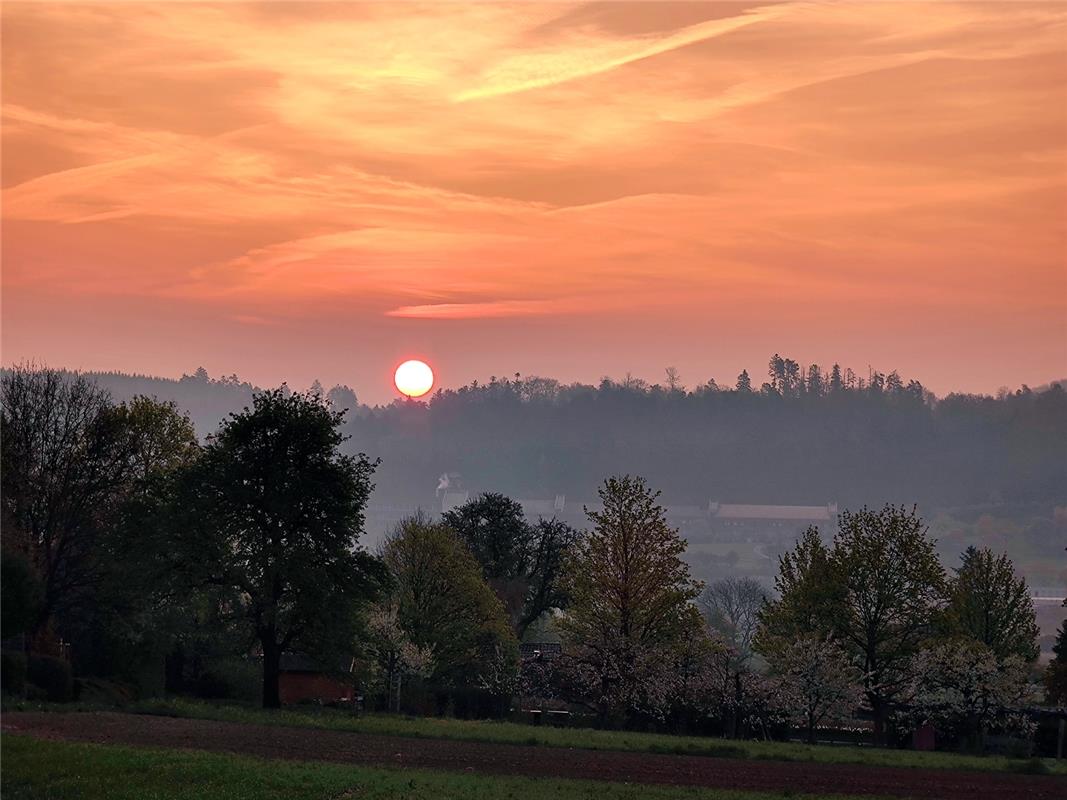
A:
<box><xmin>771</xmin><ymin>635</ymin><xmax>862</xmax><ymax>744</ymax></box>
<box><xmin>363</xmin><ymin>603</ymin><xmax>434</xmax><ymax>711</ymax></box>
<box><xmin>670</xmin><ymin>609</ymin><xmax>731</xmax><ymax>721</ymax></box>
<box><xmin>903</xmin><ymin>640</ymin><xmax>1036</xmax><ymax>751</ymax></box>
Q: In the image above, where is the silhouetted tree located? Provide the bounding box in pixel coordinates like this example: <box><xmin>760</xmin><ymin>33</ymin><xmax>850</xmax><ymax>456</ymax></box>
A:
<box><xmin>664</xmin><ymin>367</ymin><xmax>683</xmax><ymax>393</ymax></box>
<box><xmin>806</xmin><ymin>364</ymin><xmax>824</xmax><ymax>397</ymax></box>
<box><xmin>1</xmin><ymin>366</ymin><xmax>136</xmax><ymax>643</ymax></box>
<box><xmin>735</xmin><ymin>370</ymin><xmax>752</xmax><ymax>393</ymax></box>
<box><xmin>829</xmin><ymin>363</ymin><xmax>843</xmax><ymax>393</ymax></box>
<box><xmin>169</xmin><ymin>389</ymin><xmax>385</xmax><ymax>708</ymax></box>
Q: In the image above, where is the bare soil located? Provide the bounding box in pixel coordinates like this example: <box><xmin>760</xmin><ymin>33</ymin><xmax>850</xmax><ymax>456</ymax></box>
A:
<box><xmin>4</xmin><ymin>711</ymin><xmax>1065</xmax><ymax>799</ymax></box>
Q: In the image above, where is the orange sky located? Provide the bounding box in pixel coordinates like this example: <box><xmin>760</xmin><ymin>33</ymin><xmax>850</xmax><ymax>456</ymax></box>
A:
<box><xmin>3</xmin><ymin>1</ymin><xmax>1065</xmax><ymax>403</ymax></box>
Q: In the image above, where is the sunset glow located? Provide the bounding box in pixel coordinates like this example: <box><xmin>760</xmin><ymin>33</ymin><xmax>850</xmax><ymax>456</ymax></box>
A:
<box><xmin>2</xmin><ymin>2</ymin><xmax>1065</xmax><ymax>401</ymax></box>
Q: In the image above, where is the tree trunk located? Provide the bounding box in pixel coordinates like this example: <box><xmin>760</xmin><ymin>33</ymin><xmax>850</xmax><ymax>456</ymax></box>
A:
<box><xmin>871</xmin><ymin>699</ymin><xmax>887</xmax><ymax>747</ymax></box>
<box><xmin>730</xmin><ymin>671</ymin><xmax>743</xmax><ymax>739</ymax></box>
<box><xmin>262</xmin><ymin>639</ymin><xmax>282</xmax><ymax>709</ymax></box>
<box><xmin>164</xmin><ymin>644</ymin><xmax>185</xmax><ymax>694</ymax></box>
<box><xmin>807</xmin><ymin>710</ymin><xmax>816</xmax><ymax>745</ymax></box>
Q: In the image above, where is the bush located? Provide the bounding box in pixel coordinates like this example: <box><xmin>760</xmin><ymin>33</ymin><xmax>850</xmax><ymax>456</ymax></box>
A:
<box><xmin>27</xmin><ymin>654</ymin><xmax>73</xmax><ymax>702</ymax></box>
<box><xmin>1</xmin><ymin>651</ymin><xmax>27</xmax><ymax>694</ymax></box>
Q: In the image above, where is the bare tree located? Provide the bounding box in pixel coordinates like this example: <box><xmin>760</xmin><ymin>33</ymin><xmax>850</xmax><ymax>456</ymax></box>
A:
<box><xmin>698</xmin><ymin>577</ymin><xmax>768</xmax><ymax>667</ymax></box>
<box><xmin>1</xmin><ymin>365</ymin><xmax>135</xmax><ymax>641</ymax></box>
<box><xmin>664</xmin><ymin>367</ymin><xmax>683</xmax><ymax>393</ymax></box>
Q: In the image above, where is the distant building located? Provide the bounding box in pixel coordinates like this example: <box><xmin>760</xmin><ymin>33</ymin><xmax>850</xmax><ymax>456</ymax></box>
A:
<box><xmin>708</xmin><ymin>502</ymin><xmax>838</xmax><ymax>542</ymax></box>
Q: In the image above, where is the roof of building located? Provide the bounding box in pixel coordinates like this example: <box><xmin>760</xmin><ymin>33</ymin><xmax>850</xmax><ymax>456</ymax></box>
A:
<box><xmin>710</xmin><ymin>503</ymin><xmax>837</xmax><ymax>521</ymax></box>
<box><xmin>279</xmin><ymin>653</ymin><xmax>355</xmax><ymax>674</ymax></box>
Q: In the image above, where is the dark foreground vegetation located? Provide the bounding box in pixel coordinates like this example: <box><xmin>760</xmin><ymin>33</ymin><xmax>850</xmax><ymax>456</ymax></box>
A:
<box><xmin>2</xmin><ymin>364</ymin><xmax>1065</xmax><ymax>764</ymax></box>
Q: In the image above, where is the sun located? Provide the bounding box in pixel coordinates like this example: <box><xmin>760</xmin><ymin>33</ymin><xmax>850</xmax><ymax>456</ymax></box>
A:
<box><xmin>394</xmin><ymin>359</ymin><xmax>434</xmax><ymax>398</ymax></box>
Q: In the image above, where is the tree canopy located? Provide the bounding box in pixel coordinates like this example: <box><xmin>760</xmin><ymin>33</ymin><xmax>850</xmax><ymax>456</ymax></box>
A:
<box><xmin>946</xmin><ymin>546</ymin><xmax>1040</xmax><ymax>662</ymax></box>
<box><xmin>443</xmin><ymin>492</ymin><xmax>580</xmax><ymax>638</ymax></box>
<box><xmin>759</xmin><ymin>505</ymin><xmax>946</xmax><ymax>744</ymax></box>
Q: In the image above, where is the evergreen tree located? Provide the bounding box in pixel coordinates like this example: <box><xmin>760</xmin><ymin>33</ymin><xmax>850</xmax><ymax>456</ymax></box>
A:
<box><xmin>735</xmin><ymin>370</ymin><xmax>752</xmax><ymax>393</ymax></box>
<box><xmin>829</xmin><ymin>363</ymin><xmax>843</xmax><ymax>392</ymax></box>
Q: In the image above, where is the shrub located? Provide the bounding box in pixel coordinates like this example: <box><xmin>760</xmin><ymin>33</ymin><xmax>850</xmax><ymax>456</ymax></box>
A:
<box><xmin>27</xmin><ymin>654</ymin><xmax>73</xmax><ymax>702</ymax></box>
<box><xmin>1</xmin><ymin>651</ymin><xmax>27</xmax><ymax>694</ymax></box>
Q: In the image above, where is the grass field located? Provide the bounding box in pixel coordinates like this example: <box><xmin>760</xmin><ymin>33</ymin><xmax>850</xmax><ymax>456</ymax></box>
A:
<box><xmin>6</xmin><ymin>697</ymin><xmax>1063</xmax><ymax>776</ymax></box>
<box><xmin>0</xmin><ymin>735</ymin><xmax>878</xmax><ymax>800</ymax></box>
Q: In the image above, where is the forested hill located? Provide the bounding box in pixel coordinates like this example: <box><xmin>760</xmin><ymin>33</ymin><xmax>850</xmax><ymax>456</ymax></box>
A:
<box><xmin>41</xmin><ymin>360</ymin><xmax>1067</xmax><ymax>513</ymax></box>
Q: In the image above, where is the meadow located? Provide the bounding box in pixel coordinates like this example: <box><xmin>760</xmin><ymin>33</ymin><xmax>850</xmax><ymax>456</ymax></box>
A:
<box><xmin>6</xmin><ymin>698</ymin><xmax>1063</xmax><ymax>776</ymax></box>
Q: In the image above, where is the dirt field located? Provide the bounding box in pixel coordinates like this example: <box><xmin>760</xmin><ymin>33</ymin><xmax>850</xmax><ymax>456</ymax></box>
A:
<box><xmin>4</xmin><ymin>711</ymin><xmax>1065</xmax><ymax>800</ymax></box>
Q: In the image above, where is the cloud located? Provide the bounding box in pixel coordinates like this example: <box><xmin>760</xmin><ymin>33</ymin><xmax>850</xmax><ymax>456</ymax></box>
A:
<box><xmin>453</xmin><ymin>3</ymin><xmax>789</xmax><ymax>102</ymax></box>
<box><xmin>387</xmin><ymin>299</ymin><xmax>582</xmax><ymax>319</ymax></box>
